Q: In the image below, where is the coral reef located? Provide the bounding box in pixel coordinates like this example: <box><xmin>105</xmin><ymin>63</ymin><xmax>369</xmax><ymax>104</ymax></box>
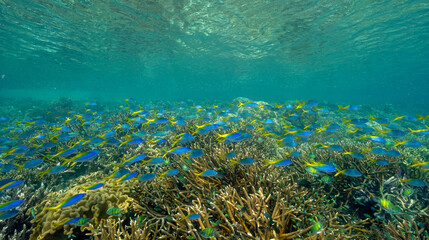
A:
<box><xmin>0</xmin><ymin>98</ymin><xmax>428</xmax><ymax>240</ymax></box>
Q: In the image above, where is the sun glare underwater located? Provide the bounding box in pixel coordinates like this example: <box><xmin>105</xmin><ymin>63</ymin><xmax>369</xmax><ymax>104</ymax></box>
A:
<box><xmin>0</xmin><ymin>1</ymin><xmax>428</xmax><ymax>239</ymax></box>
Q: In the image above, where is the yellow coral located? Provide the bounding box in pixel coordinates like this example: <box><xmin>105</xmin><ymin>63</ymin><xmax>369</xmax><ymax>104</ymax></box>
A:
<box><xmin>30</xmin><ymin>181</ymin><xmax>136</xmax><ymax>240</ymax></box>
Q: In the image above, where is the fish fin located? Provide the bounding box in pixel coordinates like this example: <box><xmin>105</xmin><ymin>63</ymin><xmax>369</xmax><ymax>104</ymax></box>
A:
<box><xmin>14</xmin><ymin>164</ymin><xmax>24</xmax><ymax>171</ymax></box>
<box><xmin>334</xmin><ymin>170</ymin><xmax>346</xmax><ymax>177</ymax></box>
<box><xmin>410</xmin><ymin>159</ymin><xmax>423</xmax><ymax>167</ymax></box>
<box><xmin>338</xmin><ymin>105</ymin><xmax>349</xmax><ymax>111</ymax></box>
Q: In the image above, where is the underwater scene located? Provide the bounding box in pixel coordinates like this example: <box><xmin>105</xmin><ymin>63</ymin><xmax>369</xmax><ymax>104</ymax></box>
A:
<box><xmin>0</xmin><ymin>1</ymin><xmax>429</xmax><ymax>240</ymax></box>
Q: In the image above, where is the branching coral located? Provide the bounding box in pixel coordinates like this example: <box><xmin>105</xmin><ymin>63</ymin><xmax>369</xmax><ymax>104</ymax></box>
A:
<box><xmin>86</xmin><ymin>218</ymin><xmax>150</xmax><ymax>240</ymax></box>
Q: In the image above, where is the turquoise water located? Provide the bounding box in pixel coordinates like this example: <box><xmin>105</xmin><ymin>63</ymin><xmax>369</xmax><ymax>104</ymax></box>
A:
<box><xmin>1</xmin><ymin>0</ymin><xmax>428</xmax><ymax>103</ymax></box>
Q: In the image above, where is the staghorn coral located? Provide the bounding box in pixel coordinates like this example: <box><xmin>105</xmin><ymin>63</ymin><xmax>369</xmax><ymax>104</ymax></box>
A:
<box><xmin>86</xmin><ymin>218</ymin><xmax>150</xmax><ymax>240</ymax></box>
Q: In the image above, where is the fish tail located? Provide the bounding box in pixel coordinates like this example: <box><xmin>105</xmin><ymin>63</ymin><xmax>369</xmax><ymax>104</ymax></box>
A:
<box><xmin>171</xmin><ymin>139</ymin><xmax>180</xmax><ymax>147</ymax></box>
<box><xmin>111</xmin><ymin>163</ymin><xmax>121</xmax><ymax>171</ymax></box>
<box><xmin>361</xmin><ymin>147</ymin><xmax>370</xmax><ymax>153</ymax></box>
<box><xmin>334</xmin><ymin>170</ymin><xmax>346</xmax><ymax>177</ymax></box>
<box><xmin>230</xmin><ymin>160</ymin><xmax>238</xmax><ymax>166</ymax></box>
<box><xmin>14</xmin><ymin>164</ymin><xmax>24</xmax><ymax>171</ymax></box>
<box><xmin>263</xmin><ymin>159</ymin><xmax>272</xmax><ymax>167</ymax></box>
<box><xmin>161</xmin><ymin>149</ymin><xmax>169</xmax><ymax>158</ymax></box>
<box><xmin>157</xmin><ymin>172</ymin><xmax>167</xmax><ymax>180</ymax></box>
<box><xmin>338</xmin><ymin>105</ymin><xmax>349</xmax><ymax>111</ymax></box>
<box><xmin>342</xmin><ymin>117</ymin><xmax>351</xmax><ymax>125</ymax></box>
<box><xmin>410</xmin><ymin>159</ymin><xmax>422</xmax><ymax>167</ymax></box>
<box><xmin>358</xmin><ymin>135</ymin><xmax>367</xmax><ymax>140</ymax></box>
<box><xmin>392</xmin><ymin>139</ymin><xmax>402</xmax><ymax>148</ymax></box>
<box><xmin>60</xmin><ymin>158</ymin><xmax>70</xmax><ymax>167</ymax></box>
<box><xmin>408</xmin><ymin>128</ymin><xmax>417</xmax><ymax>135</ymax></box>
<box><xmin>101</xmin><ymin>176</ymin><xmax>112</xmax><ymax>182</ymax></box>
<box><xmin>39</xmin><ymin>170</ymin><xmax>49</xmax><ymax>179</ymax></box>
<box><xmin>33</xmin><ymin>143</ymin><xmax>42</xmax><ymax>149</ymax></box>
<box><xmin>45</xmin><ymin>205</ymin><xmax>60</xmax><ymax>210</ymax></box>
<box><xmin>375</xmin><ymin>127</ymin><xmax>384</xmax><ymax>135</ymax></box>
<box><xmin>118</xmin><ymin>140</ymin><xmax>126</xmax><ymax>148</ymax></box>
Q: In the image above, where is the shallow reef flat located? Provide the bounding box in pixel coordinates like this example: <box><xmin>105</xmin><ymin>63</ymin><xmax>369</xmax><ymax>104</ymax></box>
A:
<box><xmin>0</xmin><ymin>97</ymin><xmax>428</xmax><ymax>240</ymax></box>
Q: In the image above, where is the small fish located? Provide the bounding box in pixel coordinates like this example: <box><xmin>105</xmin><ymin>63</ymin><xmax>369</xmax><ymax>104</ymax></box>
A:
<box><xmin>379</xmin><ymin>198</ymin><xmax>401</xmax><ymax>214</ymax></box>
<box><xmin>81</xmin><ymin>183</ymin><xmax>104</xmax><ymax>190</ymax></box>
<box><xmin>216</xmin><ymin>132</ymin><xmax>242</xmax><ymax>142</ymax></box>
<box><xmin>285</xmin><ymin>151</ymin><xmax>301</xmax><ymax>157</ymax></box>
<box><xmin>182</xmin><ymin>213</ymin><xmax>201</xmax><ymax>220</ymax></box>
<box><xmin>46</xmin><ymin>193</ymin><xmax>86</xmax><ymax>210</ymax></box>
<box><xmin>320</xmin><ymin>175</ymin><xmax>333</xmax><ymax>184</ymax></box>
<box><xmin>152</xmin><ymin>130</ymin><xmax>170</xmax><ymax>136</ymax></box>
<box><xmin>0</xmin><ymin>180</ymin><xmax>24</xmax><ymax>191</ymax></box>
<box><xmin>187</xmin><ymin>149</ymin><xmax>204</xmax><ymax>158</ymax></box>
<box><xmin>400</xmin><ymin>178</ymin><xmax>426</xmax><ymax>187</ymax></box>
<box><xmin>194</xmin><ymin>170</ymin><xmax>218</xmax><ymax>178</ymax></box>
<box><xmin>116</xmin><ymin>172</ymin><xmax>138</xmax><ymax>183</ymax></box>
<box><xmin>360</xmin><ymin>135</ymin><xmax>386</xmax><ymax>143</ymax></box>
<box><xmin>237</xmin><ymin>101</ymin><xmax>259</xmax><ymax>107</ymax></box>
<box><xmin>220</xmin><ymin>151</ymin><xmax>236</xmax><ymax>159</ymax></box>
<box><xmin>311</xmin><ymin>221</ymin><xmax>323</xmax><ymax>234</ymax></box>
<box><xmin>393</xmin><ymin>140</ymin><xmax>422</xmax><ymax>148</ymax></box>
<box><xmin>385</xmin><ymin>150</ymin><xmax>401</xmax><ymax>157</ymax></box>
<box><xmin>162</xmin><ymin>147</ymin><xmax>191</xmax><ymax>158</ymax></box>
<box><xmin>365</xmin><ymin>147</ymin><xmax>386</xmax><ymax>155</ymax></box>
<box><xmin>138</xmin><ymin>173</ymin><xmax>157</xmax><ymax>182</ymax></box>
<box><xmin>343</xmin><ymin>151</ymin><xmax>364</xmax><ymax>159</ymax></box>
<box><xmin>60</xmin><ymin>217</ymin><xmax>81</xmax><ymax>226</ymax></box>
<box><xmin>113</xmin><ymin>154</ymin><xmax>147</xmax><ymax>170</ymax></box>
<box><xmin>402</xmin><ymin>188</ymin><xmax>414</xmax><ymax>197</ymax></box>
<box><xmin>334</xmin><ymin>169</ymin><xmax>362</xmax><ymax>177</ymax></box>
<box><xmin>0</xmin><ymin>209</ymin><xmax>19</xmax><ymax>220</ymax></box>
<box><xmin>158</xmin><ymin>169</ymin><xmax>179</xmax><ymax>179</ymax></box>
<box><xmin>200</xmin><ymin>227</ymin><xmax>216</xmax><ymax>238</ymax></box>
<box><xmin>304</xmin><ymin>161</ymin><xmax>336</xmax><ymax>173</ymax></box>
<box><xmin>30</xmin><ymin>208</ymin><xmax>36</xmax><ymax>219</ymax></box>
<box><xmin>146</xmin><ymin>118</ymin><xmax>169</xmax><ymax>124</ymax></box>
<box><xmin>369</xmin><ymin>159</ymin><xmax>389</xmax><ymax>166</ymax></box>
<box><xmin>325</xmin><ymin>145</ymin><xmax>343</xmax><ymax>152</ymax></box>
<box><xmin>0</xmin><ymin>200</ymin><xmax>24</xmax><ymax>212</ymax></box>
<box><xmin>15</xmin><ymin>158</ymin><xmax>43</xmax><ymax>170</ymax></box>
<box><xmin>0</xmin><ymin>164</ymin><xmax>17</xmax><ymax>173</ymax></box>
<box><xmin>103</xmin><ymin>169</ymin><xmax>130</xmax><ymax>180</ymax></box>
<box><xmin>230</xmin><ymin>158</ymin><xmax>254</xmax><ymax>166</ymax></box>
<box><xmin>305</xmin><ymin>167</ymin><xmax>320</xmax><ymax>176</ymax></box>
<box><xmin>106</xmin><ymin>207</ymin><xmax>123</xmax><ymax>216</ymax></box>
<box><xmin>61</xmin><ymin>150</ymin><xmax>100</xmax><ymax>166</ymax></box>
<box><xmin>264</xmin><ymin>159</ymin><xmax>292</xmax><ymax>166</ymax></box>
<box><xmin>410</xmin><ymin>159</ymin><xmax>429</xmax><ymax>169</ymax></box>
<box><xmin>39</xmin><ymin>166</ymin><xmax>68</xmax><ymax>178</ymax></box>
